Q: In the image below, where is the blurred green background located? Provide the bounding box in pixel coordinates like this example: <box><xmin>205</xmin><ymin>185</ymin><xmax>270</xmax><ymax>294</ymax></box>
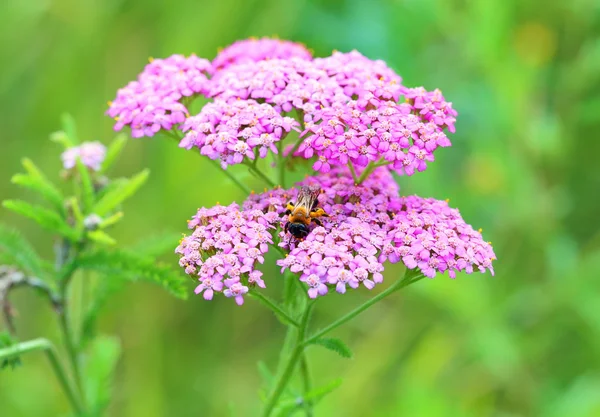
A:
<box><xmin>1</xmin><ymin>0</ymin><xmax>600</xmax><ymax>416</ymax></box>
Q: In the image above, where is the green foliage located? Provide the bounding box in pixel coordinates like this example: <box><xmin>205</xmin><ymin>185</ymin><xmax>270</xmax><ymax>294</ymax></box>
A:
<box><xmin>100</xmin><ymin>134</ymin><xmax>127</xmax><ymax>174</ymax></box>
<box><xmin>83</xmin><ymin>335</ymin><xmax>121</xmax><ymax>416</ymax></box>
<box><xmin>272</xmin><ymin>379</ymin><xmax>343</xmax><ymax>417</ymax></box>
<box><xmin>98</xmin><ymin>212</ymin><xmax>123</xmax><ymax>230</ymax></box>
<box><xmin>302</xmin><ymin>378</ymin><xmax>343</xmax><ymax>404</ymax></box>
<box><xmin>0</xmin><ymin>332</ymin><xmax>22</xmax><ymax>370</ymax></box>
<box><xmin>92</xmin><ymin>170</ymin><xmax>149</xmax><ymax>217</ymax></box>
<box><xmin>49</xmin><ymin>130</ymin><xmax>74</xmax><ymax>149</ymax></box>
<box><xmin>307</xmin><ymin>337</ymin><xmax>353</xmax><ymax>359</ymax></box>
<box><xmin>76</xmin><ymin>249</ymin><xmax>188</xmax><ymax>299</ymax></box>
<box><xmin>11</xmin><ymin>159</ymin><xmax>65</xmax><ymax>215</ymax></box>
<box><xmin>86</xmin><ymin>230</ymin><xmax>116</xmax><ymax>246</ymax></box>
<box><xmin>76</xmin><ymin>159</ymin><xmax>95</xmax><ymax>214</ymax></box>
<box><xmin>2</xmin><ymin>200</ymin><xmax>80</xmax><ymax>242</ymax></box>
<box><xmin>61</xmin><ymin>113</ymin><xmax>79</xmax><ymax>144</ymax></box>
<box><xmin>0</xmin><ymin>224</ymin><xmax>47</xmax><ymax>279</ymax></box>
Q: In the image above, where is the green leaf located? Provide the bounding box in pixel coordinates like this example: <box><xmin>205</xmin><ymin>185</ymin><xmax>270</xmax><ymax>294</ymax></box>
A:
<box><xmin>61</xmin><ymin>113</ymin><xmax>79</xmax><ymax>144</ymax></box>
<box><xmin>92</xmin><ymin>169</ymin><xmax>149</xmax><ymax>216</ymax></box>
<box><xmin>100</xmin><ymin>134</ymin><xmax>127</xmax><ymax>174</ymax></box>
<box><xmin>0</xmin><ymin>224</ymin><xmax>46</xmax><ymax>278</ymax></box>
<box><xmin>86</xmin><ymin>230</ymin><xmax>116</xmax><ymax>246</ymax></box>
<box><xmin>84</xmin><ymin>335</ymin><xmax>121</xmax><ymax>415</ymax></box>
<box><xmin>0</xmin><ymin>332</ymin><xmax>22</xmax><ymax>370</ymax></box>
<box><xmin>273</xmin><ymin>378</ymin><xmax>343</xmax><ymax>416</ymax></box>
<box><xmin>76</xmin><ymin>159</ymin><xmax>95</xmax><ymax>213</ymax></box>
<box><xmin>49</xmin><ymin>130</ymin><xmax>73</xmax><ymax>149</ymax></box>
<box><xmin>308</xmin><ymin>337</ymin><xmax>353</xmax><ymax>359</ymax></box>
<box><xmin>98</xmin><ymin>212</ymin><xmax>123</xmax><ymax>229</ymax></box>
<box><xmin>2</xmin><ymin>200</ymin><xmax>80</xmax><ymax>242</ymax></box>
<box><xmin>11</xmin><ymin>158</ymin><xmax>65</xmax><ymax>215</ymax></box>
<box><xmin>76</xmin><ymin>249</ymin><xmax>188</xmax><ymax>299</ymax></box>
<box><xmin>69</xmin><ymin>197</ymin><xmax>85</xmax><ymax>230</ymax></box>
<box><xmin>303</xmin><ymin>378</ymin><xmax>343</xmax><ymax>403</ymax></box>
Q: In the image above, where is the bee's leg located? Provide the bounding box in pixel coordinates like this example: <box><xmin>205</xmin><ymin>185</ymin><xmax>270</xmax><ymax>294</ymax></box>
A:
<box><xmin>284</xmin><ymin>222</ymin><xmax>289</xmax><ymax>234</ymax></box>
<box><xmin>313</xmin><ymin>218</ymin><xmax>323</xmax><ymax>227</ymax></box>
<box><xmin>310</xmin><ymin>208</ymin><xmax>329</xmax><ymax>218</ymax></box>
<box><xmin>285</xmin><ymin>202</ymin><xmax>295</xmax><ymax>215</ymax></box>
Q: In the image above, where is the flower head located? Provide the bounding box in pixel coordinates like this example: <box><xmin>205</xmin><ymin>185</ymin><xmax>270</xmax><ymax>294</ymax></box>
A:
<box><xmin>175</xmin><ymin>203</ymin><xmax>279</xmax><ymax>305</ymax></box>
<box><xmin>107</xmin><ymin>54</ymin><xmax>212</xmax><ymax>138</ymax></box>
<box><xmin>384</xmin><ymin>196</ymin><xmax>496</xmax><ymax>278</ymax></box>
<box><xmin>297</xmin><ymin>88</ymin><xmax>455</xmax><ymax>175</ymax></box>
<box><xmin>179</xmin><ymin>99</ymin><xmax>299</xmax><ymax>168</ymax></box>
<box><xmin>313</xmin><ymin>50</ymin><xmax>402</xmax><ymax>101</ymax></box>
<box><xmin>61</xmin><ymin>141</ymin><xmax>106</xmax><ymax>171</ymax></box>
<box><xmin>178</xmin><ymin>166</ymin><xmax>495</xmax><ymax>302</ymax></box>
<box><xmin>212</xmin><ymin>38</ymin><xmax>312</xmax><ymax>73</ymax></box>
<box><xmin>208</xmin><ymin>58</ymin><xmax>346</xmax><ymax>113</ymax></box>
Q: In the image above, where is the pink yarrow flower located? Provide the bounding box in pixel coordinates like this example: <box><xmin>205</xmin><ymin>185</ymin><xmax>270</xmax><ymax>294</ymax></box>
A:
<box><xmin>176</xmin><ymin>165</ymin><xmax>494</xmax><ymax>304</ymax></box>
<box><xmin>212</xmin><ymin>37</ymin><xmax>312</xmax><ymax>73</ymax></box>
<box><xmin>107</xmin><ymin>54</ymin><xmax>212</xmax><ymax>138</ymax></box>
<box><xmin>179</xmin><ymin>99</ymin><xmax>299</xmax><ymax>168</ymax></box>
<box><xmin>61</xmin><ymin>141</ymin><xmax>106</xmax><ymax>171</ymax></box>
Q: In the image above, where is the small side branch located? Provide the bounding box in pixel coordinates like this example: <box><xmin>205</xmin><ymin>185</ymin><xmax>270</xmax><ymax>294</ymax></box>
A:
<box><xmin>0</xmin><ymin>266</ymin><xmax>60</xmax><ymax>333</ymax></box>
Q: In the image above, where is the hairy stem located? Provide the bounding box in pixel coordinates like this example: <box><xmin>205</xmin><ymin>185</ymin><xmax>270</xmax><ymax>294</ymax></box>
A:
<box><xmin>347</xmin><ymin>162</ymin><xmax>359</xmax><ymax>184</ymax></box>
<box><xmin>245</xmin><ymin>161</ymin><xmax>276</xmax><ymax>188</ymax></box>
<box><xmin>356</xmin><ymin>158</ymin><xmax>392</xmax><ymax>185</ymax></box>
<box><xmin>0</xmin><ymin>267</ymin><xmax>61</xmax><ymax>333</ymax></box>
<box><xmin>277</xmin><ymin>140</ymin><xmax>286</xmax><ymax>188</ymax></box>
<box><xmin>58</xmin><ymin>301</ymin><xmax>85</xmax><ymax>403</ymax></box>
<box><xmin>300</xmin><ymin>352</ymin><xmax>314</xmax><ymax>416</ymax></box>
<box><xmin>163</xmin><ymin>129</ymin><xmax>252</xmax><ymax>194</ymax></box>
<box><xmin>208</xmin><ymin>159</ymin><xmax>252</xmax><ymax>195</ymax></box>
<box><xmin>249</xmin><ymin>290</ymin><xmax>300</xmax><ymax>327</ymax></box>
<box><xmin>304</xmin><ymin>271</ymin><xmax>425</xmax><ymax>345</ymax></box>
<box><xmin>55</xmin><ymin>239</ymin><xmax>86</xmax><ymax>408</ymax></box>
<box><xmin>0</xmin><ymin>338</ymin><xmax>84</xmax><ymax>415</ymax></box>
<box><xmin>262</xmin><ymin>302</ymin><xmax>314</xmax><ymax>417</ymax></box>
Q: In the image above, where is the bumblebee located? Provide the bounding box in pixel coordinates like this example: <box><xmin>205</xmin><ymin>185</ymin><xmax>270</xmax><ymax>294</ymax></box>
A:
<box><xmin>284</xmin><ymin>186</ymin><xmax>329</xmax><ymax>240</ymax></box>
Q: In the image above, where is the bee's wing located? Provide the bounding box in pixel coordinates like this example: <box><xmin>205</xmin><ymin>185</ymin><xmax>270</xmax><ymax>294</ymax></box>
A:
<box><xmin>296</xmin><ymin>186</ymin><xmax>320</xmax><ymax>211</ymax></box>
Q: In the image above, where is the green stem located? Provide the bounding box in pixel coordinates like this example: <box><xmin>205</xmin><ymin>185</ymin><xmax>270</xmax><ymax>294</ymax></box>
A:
<box><xmin>162</xmin><ymin>129</ymin><xmax>251</xmax><ymax>195</ymax></box>
<box><xmin>249</xmin><ymin>291</ymin><xmax>300</xmax><ymax>327</ymax></box>
<box><xmin>347</xmin><ymin>162</ymin><xmax>359</xmax><ymax>184</ymax></box>
<box><xmin>287</xmin><ymin>130</ymin><xmax>306</xmax><ymax>159</ymax></box>
<box><xmin>356</xmin><ymin>158</ymin><xmax>393</xmax><ymax>185</ymax></box>
<box><xmin>58</xmin><ymin>307</ymin><xmax>84</xmax><ymax>402</ymax></box>
<box><xmin>208</xmin><ymin>159</ymin><xmax>252</xmax><ymax>195</ymax></box>
<box><xmin>262</xmin><ymin>302</ymin><xmax>314</xmax><ymax>417</ymax></box>
<box><xmin>277</xmin><ymin>140</ymin><xmax>286</xmax><ymax>188</ymax></box>
<box><xmin>304</xmin><ymin>271</ymin><xmax>425</xmax><ymax>345</ymax></box>
<box><xmin>300</xmin><ymin>353</ymin><xmax>313</xmax><ymax>416</ymax></box>
<box><xmin>245</xmin><ymin>161</ymin><xmax>276</xmax><ymax>188</ymax></box>
<box><xmin>0</xmin><ymin>338</ymin><xmax>84</xmax><ymax>415</ymax></box>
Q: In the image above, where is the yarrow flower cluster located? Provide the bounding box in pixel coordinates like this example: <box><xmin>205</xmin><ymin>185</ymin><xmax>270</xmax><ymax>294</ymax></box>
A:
<box><xmin>176</xmin><ymin>165</ymin><xmax>495</xmax><ymax>304</ymax></box>
<box><xmin>211</xmin><ymin>37</ymin><xmax>312</xmax><ymax>72</ymax></box>
<box><xmin>208</xmin><ymin>58</ymin><xmax>347</xmax><ymax>114</ymax></box>
<box><xmin>175</xmin><ymin>204</ymin><xmax>280</xmax><ymax>305</ymax></box>
<box><xmin>61</xmin><ymin>141</ymin><xmax>106</xmax><ymax>171</ymax></box>
<box><xmin>179</xmin><ymin>99</ymin><xmax>299</xmax><ymax>168</ymax></box>
<box><xmin>107</xmin><ymin>54</ymin><xmax>212</xmax><ymax>138</ymax></box>
<box><xmin>107</xmin><ymin>38</ymin><xmax>495</xmax><ymax>305</ymax></box>
<box><xmin>106</xmin><ymin>38</ymin><xmax>457</xmax><ymax>178</ymax></box>
<box><xmin>297</xmin><ymin>89</ymin><xmax>455</xmax><ymax>175</ymax></box>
